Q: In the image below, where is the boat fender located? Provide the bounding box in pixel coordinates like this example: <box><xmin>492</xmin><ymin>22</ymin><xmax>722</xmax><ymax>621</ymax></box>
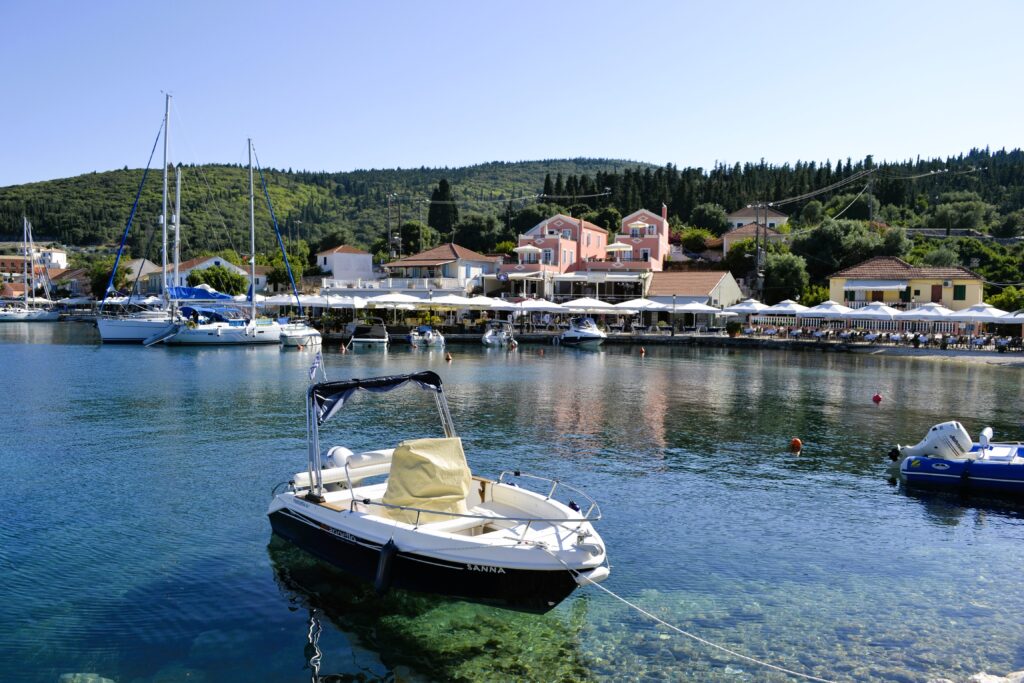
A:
<box><xmin>568</xmin><ymin>500</ymin><xmax>580</xmax><ymax>512</ymax></box>
<box><xmin>980</xmin><ymin>427</ymin><xmax>993</xmax><ymax>449</ymax></box>
<box><xmin>374</xmin><ymin>540</ymin><xmax>399</xmax><ymax>595</ymax></box>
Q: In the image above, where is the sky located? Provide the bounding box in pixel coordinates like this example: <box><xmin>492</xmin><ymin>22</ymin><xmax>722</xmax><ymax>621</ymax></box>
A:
<box><xmin>1</xmin><ymin>0</ymin><xmax>1022</xmax><ymax>187</ymax></box>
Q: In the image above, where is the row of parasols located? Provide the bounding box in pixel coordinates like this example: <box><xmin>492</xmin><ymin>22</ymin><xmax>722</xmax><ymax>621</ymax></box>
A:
<box><xmin>257</xmin><ymin>293</ymin><xmax>729</xmax><ymax>316</ymax></box>
<box><xmin>726</xmin><ymin>298</ymin><xmax>1024</xmax><ymax>324</ymax></box>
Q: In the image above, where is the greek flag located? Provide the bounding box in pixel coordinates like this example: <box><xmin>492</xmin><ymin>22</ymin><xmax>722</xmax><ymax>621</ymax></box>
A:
<box><xmin>308</xmin><ymin>351</ymin><xmax>322</xmax><ymax>381</ymax></box>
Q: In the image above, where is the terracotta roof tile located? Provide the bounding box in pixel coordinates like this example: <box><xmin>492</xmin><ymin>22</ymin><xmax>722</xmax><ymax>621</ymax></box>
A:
<box><xmin>317</xmin><ymin>245</ymin><xmax>369</xmax><ymax>256</ymax></box>
<box><xmin>384</xmin><ymin>243</ymin><xmax>498</xmax><ymax>268</ymax></box>
<box><xmin>830</xmin><ymin>256</ymin><xmax>981</xmax><ymax>280</ymax></box>
<box><xmin>723</xmin><ymin>223</ymin><xmax>782</xmax><ymax>238</ymax></box>
<box><xmin>648</xmin><ymin>271</ymin><xmax>729</xmax><ymax>297</ymax></box>
<box><xmin>726</xmin><ymin>207</ymin><xmax>788</xmax><ymax>218</ymax></box>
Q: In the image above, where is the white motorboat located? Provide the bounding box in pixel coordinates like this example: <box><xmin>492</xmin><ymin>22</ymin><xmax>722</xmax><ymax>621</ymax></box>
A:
<box><xmin>481</xmin><ymin>320</ymin><xmax>516</xmax><ymax>347</ymax></box>
<box><xmin>267</xmin><ymin>371</ymin><xmax>609</xmax><ymax>611</ymax></box>
<box><xmin>559</xmin><ymin>317</ymin><xmax>606</xmax><ymax>347</ymax></box>
<box><xmin>346</xmin><ymin>318</ymin><xmax>389</xmax><ymax>348</ymax></box>
<box><xmin>407</xmin><ymin>324</ymin><xmax>444</xmax><ymax>347</ymax></box>
<box><xmin>280</xmin><ymin>321</ymin><xmax>322</xmax><ymax>348</ymax></box>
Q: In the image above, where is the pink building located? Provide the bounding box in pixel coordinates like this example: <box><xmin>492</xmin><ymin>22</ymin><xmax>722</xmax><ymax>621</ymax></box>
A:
<box><xmin>500</xmin><ymin>214</ymin><xmax>607</xmax><ymax>274</ymax></box>
<box><xmin>592</xmin><ymin>206</ymin><xmax>671</xmax><ymax>273</ymax></box>
<box><xmin>493</xmin><ymin>207</ymin><xmax>670</xmax><ymax>300</ymax></box>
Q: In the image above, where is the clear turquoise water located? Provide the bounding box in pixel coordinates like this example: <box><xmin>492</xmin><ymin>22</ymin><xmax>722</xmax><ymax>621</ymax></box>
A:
<box><xmin>2</xmin><ymin>323</ymin><xmax>1023</xmax><ymax>682</ymax></box>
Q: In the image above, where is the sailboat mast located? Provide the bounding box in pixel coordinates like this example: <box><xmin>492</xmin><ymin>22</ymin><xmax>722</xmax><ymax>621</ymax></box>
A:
<box><xmin>248</xmin><ymin>138</ymin><xmax>257</xmax><ymax>322</ymax></box>
<box><xmin>22</xmin><ymin>217</ymin><xmax>29</xmax><ymax>308</ymax></box>
<box><xmin>161</xmin><ymin>93</ymin><xmax>171</xmax><ymax>300</ymax></box>
<box><xmin>174</xmin><ymin>164</ymin><xmax>181</xmax><ymax>296</ymax></box>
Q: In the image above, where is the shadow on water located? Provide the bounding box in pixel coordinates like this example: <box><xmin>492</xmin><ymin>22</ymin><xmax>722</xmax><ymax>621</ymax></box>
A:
<box><xmin>893</xmin><ymin>481</ymin><xmax>1024</xmax><ymax>527</ymax></box>
<box><xmin>266</xmin><ymin>536</ymin><xmax>596</xmax><ymax>683</ymax></box>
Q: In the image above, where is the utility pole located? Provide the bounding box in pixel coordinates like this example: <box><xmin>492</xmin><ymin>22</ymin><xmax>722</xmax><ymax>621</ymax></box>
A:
<box><xmin>387</xmin><ymin>193</ymin><xmax>394</xmax><ymax>259</ymax></box>
<box><xmin>396</xmin><ymin>194</ymin><xmax>403</xmax><ymax>257</ymax></box>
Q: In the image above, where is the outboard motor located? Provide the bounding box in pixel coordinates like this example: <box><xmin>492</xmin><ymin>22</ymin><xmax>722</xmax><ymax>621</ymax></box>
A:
<box><xmin>898</xmin><ymin>421</ymin><xmax>974</xmax><ymax>460</ymax></box>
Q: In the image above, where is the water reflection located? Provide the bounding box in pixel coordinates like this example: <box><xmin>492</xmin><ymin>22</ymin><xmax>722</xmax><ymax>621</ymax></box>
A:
<box><xmin>267</xmin><ymin>537</ymin><xmax>595</xmax><ymax>682</ymax></box>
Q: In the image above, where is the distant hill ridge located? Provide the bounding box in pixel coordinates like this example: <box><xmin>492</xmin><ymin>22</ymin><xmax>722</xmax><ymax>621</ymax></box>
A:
<box><xmin>1</xmin><ymin>150</ymin><xmax>1022</xmax><ymax>260</ymax></box>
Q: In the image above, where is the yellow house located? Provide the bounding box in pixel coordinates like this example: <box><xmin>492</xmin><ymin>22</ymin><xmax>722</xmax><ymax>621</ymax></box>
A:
<box><xmin>828</xmin><ymin>256</ymin><xmax>983</xmax><ymax>311</ymax></box>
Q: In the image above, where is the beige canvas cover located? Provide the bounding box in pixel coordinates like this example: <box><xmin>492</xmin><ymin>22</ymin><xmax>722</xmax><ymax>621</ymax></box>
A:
<box><xmin>381</xmin><ymin>437</ymin><xmax>471</xmax><ymax>524</ymax></box>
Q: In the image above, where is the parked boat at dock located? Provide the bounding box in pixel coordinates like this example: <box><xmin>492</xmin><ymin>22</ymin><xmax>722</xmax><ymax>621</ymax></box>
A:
<box><xmin>345</xmin><ymin>317</ymin><xmax>389</xmax><ymax>348</ymax></box>
<box><xmin>267</xmin><ymin>371</ymin><xmax>609</xmax><ymax>611</ymax></box>
<box><xmin>481</xmin><ymin>320</ymin><xmax>516</xmax><ymax>347</ymax></box>
<box><xmin>559</xmin><ymin>317</ymin><xmax>606</xmax><ymax>347</ymax></box>
<box><xmin>280</xmin><ymin>321</ymin><xmax>322</xmax><ymax>348</ymax></box>
<box><xmin>889</xmin><ymin>421</ymin><xmax>1024</xmax><ymax>496</ymax></box>
<box><xmin>0</xmin><ymin>218</ymin><xmax>59</xmax><ymax>322</ymax></box>
<box><xmin>407</xmin><ymin>324</ymin><xmax>444</xmax><ymax>347</ymax></box>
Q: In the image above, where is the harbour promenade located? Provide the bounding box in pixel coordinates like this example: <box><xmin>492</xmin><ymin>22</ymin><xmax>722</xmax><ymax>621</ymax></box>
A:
<box><xmin>325</xmin><ymin>328</ymin><xmax>1024</xmax><ymax>364</ymax></box>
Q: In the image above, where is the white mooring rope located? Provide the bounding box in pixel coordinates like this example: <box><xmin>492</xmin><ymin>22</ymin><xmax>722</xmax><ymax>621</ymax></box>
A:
<box><xmin>546</xmin><ymin>549</ymin><xmax>838</xmax><ymax>683</ymax></box>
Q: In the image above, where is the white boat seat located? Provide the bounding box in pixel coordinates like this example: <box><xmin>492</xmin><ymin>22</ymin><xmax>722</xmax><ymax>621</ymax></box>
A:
<box><xmin>293</xmin><ymin>448</ymin><xmax>394</xmax><ymax>489</ymax></box>
<box><xmin>418</xmin><ymin>504</ymin><xmax>512</xmax><ymax>534</ymax></box>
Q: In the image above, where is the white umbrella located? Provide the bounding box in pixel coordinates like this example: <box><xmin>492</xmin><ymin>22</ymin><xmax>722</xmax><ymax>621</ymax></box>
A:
<box><xmin>426</xmin><ymin>294</ymin><xmax>475</xmax><ymax>307</ymax></box>
<box><xmin>674</xmin><ymin>301</ymin><xmax>721</xmax><ymax>313</ymax></box>
<box><xmin>895</xmin><ymin>302</ymin><xmax>955</xmax><ymax>321</ymax></box>
<box><xmin>723</xmin><ymin>298</ymin><xmax>768</xmax><ymax>314</ymax></box>
<box><xmin>562</xmin><ymin>297</ymin><xmax>617</xmax><ymax>313</ymax></box>
<box><xmin>848</xmin><ymin>301</ymin><xmax>901</xmax><ymax>320</ymax></box>
<box><xmin>512</xmin><ymin>245</ymin><xmax>542</xmax><ymax>254</ymax></box>
<box><xmin>262</xmin><ymin>293</ymin><xmax>299</xmax><ymax>306</ymax></box>
<box><xmin>517</xmin><ymin>298</ymin><xmax>565</xmax><ymax>313</ymax></box>
<box><xmin>57</xmin><ymin>296</ymin><xmax>94</xmax><ymax>305</ymax></box>
<box><xmin>615</xmin><ymin>298</ymin><xmax>666</xmax><ymax>311</ymax></box>
<box><xmin>796</xmin><ymin>300</ymin><xmax>854</xmax><ymax>320</ymax></box>
<box><xmin>464</xmin><ymin>295</ymin><xmax>503</xmax><ymax>309</ymax></box>
<box><xmin>326</xmin><ymin>295</ymin><xmax>366</xmax><ymax>309</ymax></box>
<box><xmin>760</xmin><ymin>299</ymin><xmax>808</xmax><ymax>315</ymax></box>
<box><xmin>366</xmin><ymin>292</ymin><xmax>424</xmax><ymax>307</ymax></box>
<box><xmin>951</xmin><ymin>302</ymin><xmax>1009</xmax><ymax>323</ymax></box>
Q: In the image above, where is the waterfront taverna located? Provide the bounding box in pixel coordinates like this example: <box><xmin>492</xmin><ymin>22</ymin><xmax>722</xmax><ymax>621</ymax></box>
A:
<box><xmin>828</xmin><ymin>256</ymin><xmax>983</xmax><ymax>311</ymax></box>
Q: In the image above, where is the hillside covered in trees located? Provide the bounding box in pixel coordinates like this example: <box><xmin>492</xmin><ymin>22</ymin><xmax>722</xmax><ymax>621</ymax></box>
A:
<box><xmin>3</xmin><ymin>148</ymin><xmax>1024</xmax><ymax>305</ymax></box>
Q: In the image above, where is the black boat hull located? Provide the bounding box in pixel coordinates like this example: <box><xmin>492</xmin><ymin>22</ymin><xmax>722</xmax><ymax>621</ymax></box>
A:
<box><xmin>268</xmin><ymin>507</ymin><xmax>580</xmax><ymax>612</ymax></box>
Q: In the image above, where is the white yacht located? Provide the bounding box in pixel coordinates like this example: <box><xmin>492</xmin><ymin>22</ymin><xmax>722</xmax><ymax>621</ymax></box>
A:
<box><xmin>559</xmin><ymin>317</ymin><xmax>607</xmax><ymax>347</ymax></box>
<box><xmin>159</xmin><ymin>139</ymin><xmax>283</xmax><ymax>347</ymax></box>
<box><xmin>280</xmin><ymin>321</ymin><xmax>323</xmax><ymax>348</ymax></box>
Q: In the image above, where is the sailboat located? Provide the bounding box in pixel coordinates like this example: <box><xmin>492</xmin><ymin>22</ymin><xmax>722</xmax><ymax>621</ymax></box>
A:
<box><xmin>97</xmin><ymin>94</ymin><xmax>182</xmax><ymax>343</ymax></box>
<box><xmin>160</xmin><ymin>139</ymin><xmax>282</xmax><ymax>346</ymax></box>
<box><xmin>0</xmin><ymin>218</ymin><xmax>60</xmax><ymax>322</ymax></box>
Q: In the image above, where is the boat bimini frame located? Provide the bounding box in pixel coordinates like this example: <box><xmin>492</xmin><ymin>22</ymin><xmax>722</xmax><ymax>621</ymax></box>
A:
<box><xmin>299</xmin><ymin>371</ymin><xmax>602</xmax><ymax>534</ymax></box>
<box><xmin>304</xmin><ymin>371</ymin><xmax>454</xmax><ymax>502</ymax></box>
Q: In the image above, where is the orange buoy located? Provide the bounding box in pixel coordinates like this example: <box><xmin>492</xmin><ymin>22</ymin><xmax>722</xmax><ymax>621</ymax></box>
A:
<box><xmin>789</xmin><ymin>437</ymin><xmax>803</xmax><ymax>453</ymax></box>
<box><xmin>445</xmin><ymin>351</ymin><xmax>453</xmax><ymax>362</ymax></box>
<box><xmin>872</xmin><ymin>392</ymin><xmax>882</xmax><ymax>404</ymax></box>
<box><xmin>640</xmin><ymin>347</ymin><xmax>646</xmax><ymax>356</ymax></box>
